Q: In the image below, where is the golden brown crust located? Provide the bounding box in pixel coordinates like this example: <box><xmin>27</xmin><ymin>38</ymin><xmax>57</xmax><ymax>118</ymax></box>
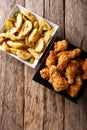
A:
<box><xmin>40</xmin><ymin>67</ymin><xmax>49</xmax><ymax>80</ymax></box>
<box><xmin>65</xmin><ymin>60</ymin><xmax>79</xmax><ymax>84</ymax></box>
<box><xmin>46</xmin><ymin>51</ymin><xmax>57</xmax><ymax>68</ymax></box>
<box><xmin>49</xmin><ymin>65</ymin><xmax>69</xmax><ymax>91</ymax></box>
<box><xmin>54</xmin><ymin>40</ymin><xmax>68</xmax><ymax>53</ymax></box>
<box><xmin>67</xmin><ymin>76</ymin><xmax>82</xmax><ymax>97</ymax></box>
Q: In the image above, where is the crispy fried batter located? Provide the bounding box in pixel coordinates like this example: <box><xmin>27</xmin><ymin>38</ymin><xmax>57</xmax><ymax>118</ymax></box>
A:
<box><xmin>67</xmin><ymin>76</ymin><xmax>82</xmax><ymax>97</ymax></box>
<box><xmin>82</xmin><ymin>72</ymin><xmax>87</xmax><ymax>80</ymax></box>
<box><xmin>49</xmin><ymin>65</ymin><xmax>69</xmax><ymax>91</ymax></box>
<box><xmin>40</xmin><ymin>40</ymin><xmax>86</xmax><ymax>98</ymax></box>
<box><xmin>82</xmin><ymin>58</ymin><xmax>87</xmax><ymax>71</ymax></box>
<box><xmin>54</xmin><ymin>40</ymin><xmax>68</xmax><ymax>53</ymax></box>
<box><xmin>46</xmin><ymin>51</ymin><xmax>57</xmax><ymax>68</ymax></box>
<box><xmin>65</xmin><ymin>60</ymin><xmax>79</xmax><ymax>84</ymax></box>
<box><xmin>40</xmin><ymin>67</ymin><xmax>49</xmax><ymax>80</ymax></box>
<box><xmin>57</xmin><ymin>49</ymin><xmax>81</xmax><ymax>72</ymax></box>
<box><xmin>82</xmin><ymin>58</ymin><xmax>87</xmax><ymax>80</ymax></box>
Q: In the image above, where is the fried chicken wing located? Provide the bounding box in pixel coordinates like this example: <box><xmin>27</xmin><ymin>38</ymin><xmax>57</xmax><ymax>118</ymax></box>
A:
<box><xmin>69</xmin><ymin>48</ymin><xmax>81</xmax><ymax>59</ymax></box>
<box><xmin>40</xmin><ymin>67</ymin><xmax>49</xmax><ymax>80</ymax></box>
<box><xmin>82</xmin><ymin>58</ymin><xmax>87</xmax><ymax>80</ymax></box>
<box><xmin>82</xmin><ymin>58</ymin><xmax>87</xmax><ymax>71</ymax></box>
<box><xmin>46</xmin><ymin>51</ymin><xmax>57</xmax><ymax>68</ymax></box>
<box><xmin>57</xmin><ymin>49</ymin><xmax>81</xmax><ymax>72</ymax></box>
<box><xmin>82</xmin><ymin>72</ymin><xmax>87</xmax><ymax>80</ymax></box>
<box><xmin>67</xmin><ymin>76</ymin><xmax>82</xmax><ymax>97</ymax></box>
<box><xmin>49</xmin><ymin>65</ymin><xmax>69</xmax><ymax>91</ymax></box>
<box><xmin>65</xmin><ymin>60</ymin><xmax>80</xmax><ymax>84</ymax></box>
<box><xmin>54</xmin><ymin>40</ymin><xmax>68</xmax><ymax>53</ymax></box>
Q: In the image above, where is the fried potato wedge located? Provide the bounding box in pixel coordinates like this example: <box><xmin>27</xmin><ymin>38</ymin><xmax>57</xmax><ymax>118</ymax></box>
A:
<box><xmin>0</xmin><ymin>37</ymin><xmax>4</xmax><ymax>44</ymax></box>
<box><xmin>9</xmin><ymin>48</ymin><xmax>18</xmax><ymax>55</ymax></box>
<box><xmin>7</xmin><ymin>40</ymin><xmax>23</xmax><ymax>49</ymax></box>
<box><xmin>35</xmin><ymin>38</ymin><xmax>45</xmax><ymax>53</ymax></box>
<box><xmin>43</xmin><ymin>29</ymin><xmax>53</xmax><ymax>44</ymax></box>
<box><xmin>10</xmin><ymin>35</ymin><xmax>25</xmax><ymax>41</ymax></box>
<box><xmin>28</xmin><ymin>28</ymin><xmax>40</xmax><ymax>43</ymax></box>
<box><xmin>5</xmin><ymin>18</ymin><xmax>13</xmax><ymax>31</ymax></box>
<box><xmin>25</xmin><ymin>36</ymin><xmax>34</xmax><ymax>48</ymax></box>
<box><xmin>28</xmin><ymin>56</ymin><xmax>35</xmax><ymax>64</ymax></box>
<box><xmin>16</xmin><ymin>50</ymin><xmax>32</xmax><ymax>60</ymax></box>
<box><xmin>39</xmin><ymin>18</ymin><xmax>52</xmax><ymax>30</ymax></box>
<box><xmin>28</xmin><ymin>48</ymin><xmax>40</xmax><ymax>60</ymax></box>
<box><xmin>3</xmin><ymin>42</ymin><xmax>10</xmax><ymax>52</ymax></box>
<box><xmin>19</xmin><ymin>20</ymin><xmax>32</xmax><ymax>37</ymax></box>
<box><xmin>6</xmin><ymin>27</ymin><xmax>17</xmax><ymax>34</ymax></box>
<box><xmin>0</xmin><ymin>33</ymin><xmax>12</xmax><ymax>38</ymax></box>
<box><xmin>34</xmin><ymin>21</ymin><xmax>39</xmax><ymax>29</ymax></box>
<box><xmin>15</xmin><ymin>13</ymin><xmax>23</xmax><ymax>30</ymax></box>
<box><xmin>21</xmin><ymin>10</ymin><xmax>37</xmax><ymax>22</ymax></box>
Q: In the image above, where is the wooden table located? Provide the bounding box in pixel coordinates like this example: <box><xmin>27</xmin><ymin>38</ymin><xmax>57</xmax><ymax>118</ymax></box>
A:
<box><xmin>0</xmin><ymin>0</ymin><xmax>87</xmax><ymax>130</ymax></box>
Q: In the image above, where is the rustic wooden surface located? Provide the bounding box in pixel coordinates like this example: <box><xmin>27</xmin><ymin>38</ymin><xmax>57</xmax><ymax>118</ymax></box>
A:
<box><xmin>0</xmin><ymin>0</ymin><xmax>87</xmax><ymax>130</ymax></box>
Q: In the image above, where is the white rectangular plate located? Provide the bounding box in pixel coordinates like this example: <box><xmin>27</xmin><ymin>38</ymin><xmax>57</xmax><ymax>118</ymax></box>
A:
<box><xmin>0</xmin><ymin>4</ymin><xmax>58</xmax><ymax>68</ymax></box>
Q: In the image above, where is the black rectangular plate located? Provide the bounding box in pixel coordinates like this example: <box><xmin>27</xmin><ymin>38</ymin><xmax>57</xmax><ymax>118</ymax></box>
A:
<box><xmin>33</xmin><ymin>38</ymin><xmax>87</xmax><ymax>103</ymax></box>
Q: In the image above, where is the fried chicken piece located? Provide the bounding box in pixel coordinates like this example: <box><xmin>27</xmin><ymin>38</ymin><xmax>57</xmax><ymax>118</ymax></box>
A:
<box><xmin>82</xmin><ymin>58</ymin><xmax>87</xmax><ymax>71</ymax></box>
<box><xmin>82</xmin><ymin>72</ymin><xmax>87</xmax><ymax>80</ymax></box>
<box><xmin>65</xmin><ymin>60</ymin><xmax>80</xmax><ymax>84</ymax></box>
<box><xmin>45</xmin><ymin>51</ymin><xmax>57</xmax><ymax>68</ymax></box>
<box><xmin>49</xmin><ymin>65</ymin><xmax>69</xmax><ymax>92</ymax></box>
<box><xmin>57</xmin><ymin>49</ymin><xmax>81</xmax><ymax>72</ymax></box>
<box><xmin>82</xmin><ymin>58</ymin><xmax>87</xmax><ymax>80</ymax></box>
<box><xmin>67</xmin><ymin>76</ymin><xmax>82</xmax><ymax>97</ymax></box>
<box><xmin>77</xmin><ymin>58</ymin><xmax>84</xmax><ymax>67</ymax></box>
<box><xmin>54</xmin><ymin>40</ymin><xmax>68</xmax><ymax>53</ymax></box>
<box><xmin>40</xmin><ymin>67</ymin><xmax>49</xmax><ymax>80</ymax></box>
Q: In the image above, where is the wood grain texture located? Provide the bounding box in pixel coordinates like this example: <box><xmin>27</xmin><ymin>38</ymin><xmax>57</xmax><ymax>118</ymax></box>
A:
<box><xmin>0</xmin><ymin>0</ymin><xmax>87</xmax><ymax>130</ymax></box>
<box><xmin>65</xmin><ymin>0</ymin><xmax>87</xmax><ymax>51</ymax></box>
<box><xmin>24</xmin><ymin>1</ymin><xmax>44</xmax><ymax>130</ymax></box>
<box><xmin>45</xmin><ymin>0</ymin><xmax>65</xmax><ymax>39</ymax></box>
<box><xmin>43</xmin><ymin>0</ymin><xmax>65</xmax><ymax>130</ymax></box>
<box><xmin>65</xmin><ymin>0</ymin><xmax>87</xmax><ymax>130</ymax></box>
<box><xmin>0</xmin><ymin>1</ymin><xmax>25</xmax><ymax>130</ymax></box>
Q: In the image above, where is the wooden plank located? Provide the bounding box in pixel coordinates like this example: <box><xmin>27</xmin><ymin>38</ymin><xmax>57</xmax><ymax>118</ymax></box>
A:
<box><xmin>42</xmin><ymin>0</ymin><xmax>65</xmax><ymax>130</ymax></box>
<box><xmin>65</xmin><ymin>0</ymin><xmax>87</xmax><ymax>51</ymax></box>
<box><xmin>0</xmin><ymin>1</ymin><xmax>25</xmax><ymax>130</ymax></box>
<box><xmin>24</xmin><ymin>1</ymin><xmax>44</xmax><ymax>130</ymax></box>
<box><xmin>44</xmin><ymin>0</ymin><xmax>65</xmax><ymax>39</ymax></box>
<box><xmin>65</xmin><ymin>0</ymin><xmax>87</xmax><ymax>130</ymax></box>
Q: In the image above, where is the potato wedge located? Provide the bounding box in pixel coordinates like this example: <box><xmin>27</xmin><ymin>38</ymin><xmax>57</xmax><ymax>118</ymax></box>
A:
<box><xmin>10</xmin><ymin>48</ymin><xmax>18</xmax><ymax>55</ymax></box>
<box><xmin>0</xmin><ymin>37</ymin><xmax>4</xmax><ymax>44</ymax></box>
<box><xmin>15</xmin><ymin>13</ymin><xmax>23</xmax><ymax>30</ymax></box>
<box><xmin>25</xmin><ymin>36</ymin><xmax>34</xmax><ymax>48</ymax></box>
<box><xmin>39</xmin><ymin>18</ymin><xmax>52</xmax><ymax>30</ymax></box>
<box><xmin>28</xmin><ymin>48</ymin><xmax>40</xmax><ymax>60</ymax></box>
<box><xmin>10</xmin><ymin>35</ymin><xmax>25</xmax><ymax>41</ymax></box>
<box><xmin>7</xmin><ymin>40</ymin><xmax>23</xmax><ymax>49</ymax></box>
<box><xmin>28</xmin><ymin>28</ymin><xmax>40</xmax><ymax>43</ymax></box>
<box><xmin>3</xmin><ymin>42</ymin><xmax>10</xmax><ymax>52</ymax></box>
<box><xmin>43</xmin><ymin>29</ymin><xmax>53</xmax><ymax>44</ymax></box>
<box><xmin>5</xmin><ymin>18</ymin><xmax>13</xmax><ymax>31</ymax></box>
<box><xmin>34</xmin><ymin>21</ymin><xmax>39</xmax><ymax>29</ymax></box>
<box><xmin>6</xmin><ymin>27</ymin><xmax>17</xmax><ymax>34</ymax></box>
<box><xmin>28</xmin><ymin>57</ymin><xmax>35</xmax><ymax>64</ymax></box>
<box><xmin>35</xmin><ymin>38</ymin><xmax>45</xmax><ymax>53</ymax></box>
<box><xmin>19</xmin><ymin>20</ymin><xmax>32</xmax><ymax>37</ymax></box>
<box><xmin>0</xmin><ymin>33</ymin><xmax>13</xmax><ymax>38</ymax></box>
<box><xmin>21</xmin><ymin>10</ymin><xmax>37</xmax><ymax>22</ymax></box>
<box><xmin>16</xmin><ymin>50</ymin><xmax>32</xmax><ymax>60</ymax></box>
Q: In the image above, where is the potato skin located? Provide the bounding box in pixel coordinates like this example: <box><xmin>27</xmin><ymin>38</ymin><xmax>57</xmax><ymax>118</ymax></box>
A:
<box><xmin>3</xmin><ymin>42</ymin><xmax>10</xmax><ymax>52</ymax></box>
<box><xmin>16</xmin><ymin>50</ymin><xmax>32</xmax><ymax>60</ymax></box>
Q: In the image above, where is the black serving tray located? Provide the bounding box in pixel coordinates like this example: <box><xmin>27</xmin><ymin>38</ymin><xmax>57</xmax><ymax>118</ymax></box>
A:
<box><xmin>33</xmin><ymin>38</ymin><xmax>87</xmax><ymax>103</ymax></box>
